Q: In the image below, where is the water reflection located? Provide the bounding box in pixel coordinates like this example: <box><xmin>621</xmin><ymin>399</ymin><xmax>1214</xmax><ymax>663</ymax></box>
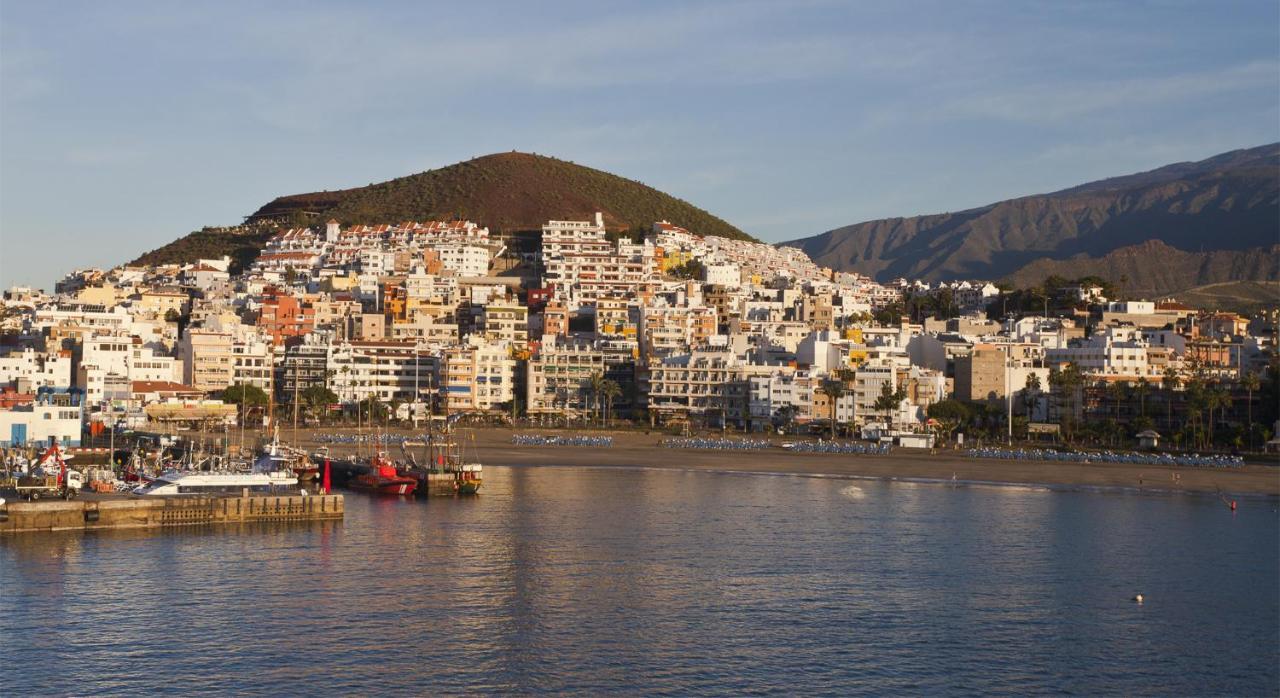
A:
<box><xmin>1</xmin><ymin>466</ymin><xmax>1276</xmax><ymax>695</ymax></box>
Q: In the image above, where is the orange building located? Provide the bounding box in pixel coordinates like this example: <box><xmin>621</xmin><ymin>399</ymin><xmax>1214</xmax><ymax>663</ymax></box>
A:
<box><xmin>258</xmin><ymin>289</ymin><xmax>315</xmax><ymax>344</ymax></box>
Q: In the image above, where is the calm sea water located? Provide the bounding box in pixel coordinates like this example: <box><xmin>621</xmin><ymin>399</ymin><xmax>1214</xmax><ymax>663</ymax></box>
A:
<box><xmin>1</xmin><ymin>466</ymin><xmax>1277</xmax><ymax>696</ymax></box>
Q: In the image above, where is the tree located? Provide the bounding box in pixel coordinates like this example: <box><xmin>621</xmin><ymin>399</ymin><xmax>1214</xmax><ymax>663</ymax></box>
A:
<box><xmin>669</xmin><ymin>259</ymin><xmax>705</xmax><ymax>281</ymax></box>
<box><xmin>927</xmin><ymin>399</ymin><xmax>974</xmax><ymax>444</ymax></box>
<box><xmin>1023</xmin><ymin>372</ymin><xmax>1042</xmax><ymax>417</ymax></box>
<box><xmin>221</xmin><ymin>383</ymin><xmax>268</xmax><ymax>406</ymax></box>
<box><xmin>1242</xmin><ymin>372</ymin><xmax>1260</xmax><ymax>449</ymax></box>
<box><xmin>1162</xmin><ymin>366</ymin><xmax>1181</xmax><ymax>430</ymax></box>
<box><xmin>1210</xmin><ymin>385</ymin><xmax>1231</xmax><ymax>449</ymax></box>
<box><xmin>1134</xmin><ymin>377</ymin><xmax>1151</xmax><ymax>418</ymax></box>
<box><xmin>584</xmin><ymin>372</ymin><xmax>608</xmax><ymax>426</ymax></box>
<box><xmin>1049</xmin><ymin>362</ymin><xmax>1084</xmax><ymax>441</ymax></box>
<box><xmin>817</xmin><ymin>378</ymin><xmax>845</xmax><ymax>438</ymax></box>
<box><xmin>601</xmin><ymin>379</ymin><xmax>622</xmax><ymax>427</ymax></box>
<box><xmin>873</xmin><ymin>382</ymin><xmax>907</xmax><ymax>429</ymax></box>
<box><xmin>773</xmin><ymin>404</ymin><xmax>799</xmax><ymax>433</ymax></box>
<box><xmin>300</xmin><ymin>385</ymin><xmax>339</xmax><ymax>424</ymax></box>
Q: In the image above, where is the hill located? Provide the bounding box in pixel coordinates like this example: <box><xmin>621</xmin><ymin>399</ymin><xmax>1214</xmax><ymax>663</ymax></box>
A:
<box><xmin>128</xmin><ymin>152</ymin><xmax>753</xmax><ymax>270</ymax></box>
<box><xmin>248</xmin><ymin>152</ymin><xmax>754</xmax><ymax>241</ymax></box>
<box><xmin>129</xmin><ymin>226</ymin><xmax>276</xmax><ymax>274</ymax></box>
<box><xmin>782</xmin><ymin>144</ymin><xmax>1280</xmax><ymax>296</ymax></box>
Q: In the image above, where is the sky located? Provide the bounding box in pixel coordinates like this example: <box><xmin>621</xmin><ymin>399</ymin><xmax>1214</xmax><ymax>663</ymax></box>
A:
<box><xmin>2</xmin><ymin>0</ymin><xmax>1277</xmax><ymax>289</ymax></box>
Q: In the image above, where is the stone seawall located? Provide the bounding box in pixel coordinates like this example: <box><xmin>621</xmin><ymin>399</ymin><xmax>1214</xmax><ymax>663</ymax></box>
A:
<box><xmin>0</xmin><ymin>495</ymin><xmax>344</xmax><ymax>534</ymax></box>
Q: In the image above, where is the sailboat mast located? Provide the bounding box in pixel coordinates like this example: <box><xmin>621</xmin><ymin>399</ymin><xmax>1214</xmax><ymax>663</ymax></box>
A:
<box><xmin>292</xmin><ymin>354</ymin><xmax>300</xmax><ymax>448</ymax></box>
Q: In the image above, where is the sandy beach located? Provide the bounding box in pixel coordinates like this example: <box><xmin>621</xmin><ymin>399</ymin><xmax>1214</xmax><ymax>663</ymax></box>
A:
<box><xmin>275</xmin><ymin>426</ymin><xmax>1280</xmax><ymax>497</ymax></box>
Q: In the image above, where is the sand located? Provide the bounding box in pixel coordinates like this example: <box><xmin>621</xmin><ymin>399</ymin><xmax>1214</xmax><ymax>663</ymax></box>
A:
<box><xmin>278</xmin><ymin>426</ymin><xmax>1280</xmax><ymax>498</ymax></box>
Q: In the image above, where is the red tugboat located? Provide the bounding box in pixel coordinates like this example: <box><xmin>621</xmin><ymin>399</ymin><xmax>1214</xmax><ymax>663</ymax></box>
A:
<box><xmin>348</xmin><ymin>452</ymin><xmax>417</xmax><ymax>496</ymax></box>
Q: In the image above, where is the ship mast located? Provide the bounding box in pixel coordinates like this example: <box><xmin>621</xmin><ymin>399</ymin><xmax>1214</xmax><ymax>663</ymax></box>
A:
<box><xmin>292</xmin><ymin>353</ymin><xmax>300</xmax><ymax>449</ymax></box>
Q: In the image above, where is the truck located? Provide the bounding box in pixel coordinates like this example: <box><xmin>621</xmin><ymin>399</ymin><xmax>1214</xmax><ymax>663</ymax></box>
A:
<box><xmin>14</xmin><ymin>438</ymin><xmax>83</xmax><ymax>500</ymax></box>
<box><xmin>15</xmin><ymin>470</ymin><xmax>83</xmax><ymax>500</ymax></box>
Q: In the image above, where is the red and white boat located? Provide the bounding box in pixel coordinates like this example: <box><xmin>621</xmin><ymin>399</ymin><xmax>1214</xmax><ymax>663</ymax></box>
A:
<box><xmin>347</xmin><ymin>453</ymin><xmax>417</xmax><ymax>496</ymax></box>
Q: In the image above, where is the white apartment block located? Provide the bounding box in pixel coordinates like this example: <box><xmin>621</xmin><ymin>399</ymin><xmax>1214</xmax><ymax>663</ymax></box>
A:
<box><xmin>0</xmin><ymin>348</ymin><xmax>73</xmax><ymax>390</ymax></box>
<box><xmin>430</xmin><ymin>244</ymin><xmax>490</xmax><ymax>278</ymax></box>
<box><xmin>1045</xmin><ymin>325</ymin><xmax>1161</xmax><ymax>378</ymax></box>
<box><xmin>643</xmin><ymin>351</ymin><xmax>769</xmax><ymax>425</ymax></box>
<box><xmin>704</xmin><ymin>263</ymin><xmax>741</xmax><ymax>288</ymax></box>
<box><xmin>328</xmin><ymin>340</ymin><xmax>436</xmax><ymax>404</ymax></box>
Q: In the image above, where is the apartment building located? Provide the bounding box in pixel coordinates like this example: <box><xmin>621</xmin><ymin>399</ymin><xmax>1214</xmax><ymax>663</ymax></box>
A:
<box><xmin>328</xmin><ymin>340</ymin><xmax>436</xmax><ymax>404</ymax></box>
<box><xmin>442</xmin><ymin>339</ymin><xmax>516</xmax><ymax>413</ymax></box>
<box><xmin>526</xmin><ymin>339</ymin><xmax>636</xmax><ymax>419</ymax></box>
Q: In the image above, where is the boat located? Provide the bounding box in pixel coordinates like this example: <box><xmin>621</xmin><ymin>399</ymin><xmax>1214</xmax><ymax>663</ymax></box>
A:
<box><xmin>347</xmin><ymin>452</ymin><xmax>417</xmax><ymax>496</ymax></box>
<box><xmin>132</xmin><ymin>432</ymin><xmax>300</xmax><ymax>496</ymax></box>
<box><xmin>132</xmin><ymin>469</ymin><xmax>300</xmax><ymax>496</ymax></box>
<box><xmin>397</xmin><ymin>415</ymin><xmax>482</xmax><ymax>496</ymax></box>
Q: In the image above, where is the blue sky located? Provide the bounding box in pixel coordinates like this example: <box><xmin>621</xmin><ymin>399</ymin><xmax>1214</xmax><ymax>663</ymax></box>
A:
<box><xmin>2</xmin><ymin>0</ymin><xmax>1277</xmax><ymax>289</ymax></box>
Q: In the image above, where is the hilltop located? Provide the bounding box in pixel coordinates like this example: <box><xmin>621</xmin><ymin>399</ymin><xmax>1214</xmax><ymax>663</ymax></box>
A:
<box><xmin>249</xmin><ymin>152</ymin><xmax>753</xmax><ymax>240</ymax></box>
<box><xmin>129</xmin><ymin>152</ymin><xmax>753</xmax><ymax>270</ymax></box>
<box><xmin>782</xmin><ymin>144</ymin><xmax>1280</xmax><ymax>297</ymax></box>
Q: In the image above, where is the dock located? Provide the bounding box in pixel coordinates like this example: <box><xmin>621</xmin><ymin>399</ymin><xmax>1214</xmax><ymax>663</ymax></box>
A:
<box><xmin>0</xmin><ymin>494</ymin><xmax>344</xmax><ymax>534</ymax></box>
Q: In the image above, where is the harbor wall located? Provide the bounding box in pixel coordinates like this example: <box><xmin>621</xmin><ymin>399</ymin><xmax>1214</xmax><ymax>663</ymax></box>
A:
<box><xmin>0</xmin><ymin>494</ymin><xmax>344</xmax><ymax>534</ymax></box>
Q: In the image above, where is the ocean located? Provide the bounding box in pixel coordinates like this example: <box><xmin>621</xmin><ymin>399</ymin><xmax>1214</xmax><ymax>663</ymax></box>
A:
<box><xmin>2</xmin><ymin>465</ymin><xmax>1276</xmax><ymax>695</ymax></box>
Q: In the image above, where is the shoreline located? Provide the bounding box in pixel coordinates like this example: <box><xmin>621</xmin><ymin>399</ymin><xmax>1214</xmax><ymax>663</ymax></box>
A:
<box><xmin>283</xmin><ymin>427</ymin><xmax>1280</xmax><ymax>498</ymax></box>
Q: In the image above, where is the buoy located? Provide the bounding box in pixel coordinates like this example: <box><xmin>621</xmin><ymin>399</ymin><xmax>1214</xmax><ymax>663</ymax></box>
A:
<box><xmin>1134</xmin><ymin>594</ymin><xmax>1144</xmax><ymax>604</ymax></box>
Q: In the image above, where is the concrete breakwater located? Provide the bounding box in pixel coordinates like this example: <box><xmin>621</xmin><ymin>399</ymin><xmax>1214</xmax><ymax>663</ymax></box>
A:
<box><xmin>0</xmin><ymin>494</ymin><xmax>344</xmax><ymax>534</ymax></box>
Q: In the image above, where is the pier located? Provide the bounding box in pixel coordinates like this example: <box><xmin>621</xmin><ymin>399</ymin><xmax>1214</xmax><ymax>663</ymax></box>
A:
<box><xmin>0</xmin><ymin>494</ymin><xmax>344</xmax><ymax>534</ymax></box>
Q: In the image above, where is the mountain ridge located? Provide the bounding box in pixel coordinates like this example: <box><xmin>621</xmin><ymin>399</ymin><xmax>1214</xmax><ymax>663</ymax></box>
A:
<box><xmin>782</xmin><ymin>143</ymin><xmax>1280</xmax><ymax>296</ymax></box>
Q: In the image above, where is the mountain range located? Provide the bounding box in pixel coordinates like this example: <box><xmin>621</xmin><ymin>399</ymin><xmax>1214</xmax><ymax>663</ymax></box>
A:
<box><xmin>782</xmin><ymin>144</ymin><xmax>1279</xmax><ymax>297</ymax></box>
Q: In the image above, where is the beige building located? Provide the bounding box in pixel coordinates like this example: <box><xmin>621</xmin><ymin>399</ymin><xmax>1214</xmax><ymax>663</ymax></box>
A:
<box><xmin>442</xmin><ymin>339</ymin><xmax>515</xmax><ymax>413</ymax></box>
<box><xmin>180</xmin><ymin>329</ymin><xmax>234</xmax><ymax>392</ymax></box>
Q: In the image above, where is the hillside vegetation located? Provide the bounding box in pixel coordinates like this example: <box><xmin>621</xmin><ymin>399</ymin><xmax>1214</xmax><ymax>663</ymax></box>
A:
<box><xmin>1006</xmin><ymin>240</ymin><xmax>1280</xmax><ymax>298</ymax></box>
<box><xmin>250</xmin><ymin>152</ymin><xmax>754</xmax><ymax>241</ymax></box>
<box><xmin>130</xmin><ymin>226</ymin><xmax>276</xmax><ymax>273</ymax></box>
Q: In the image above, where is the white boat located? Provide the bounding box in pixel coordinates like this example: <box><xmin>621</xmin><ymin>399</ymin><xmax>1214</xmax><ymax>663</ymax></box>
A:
<box><xmin>132</xmin><ymin>469</ymin><xmax>299</xmax><ymax>496</ymax></box>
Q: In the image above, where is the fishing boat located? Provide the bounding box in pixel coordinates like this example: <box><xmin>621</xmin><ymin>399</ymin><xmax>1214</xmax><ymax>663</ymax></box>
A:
<box><xmin>347</xmin><ymin>452</ymin><xmax>417</xmax><ymax>496</ymax></box>
<box><xmin>397</xmin><ymin>415</ymin><xmax>482</xmax><ymax>496</ymax></box>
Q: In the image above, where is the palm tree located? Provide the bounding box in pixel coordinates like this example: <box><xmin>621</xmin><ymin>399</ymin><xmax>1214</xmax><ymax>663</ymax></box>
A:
<box><xmin>873</xmin><ymin>382</ymin><xmax>907</xmax><ymax>431</ymax></box>
<box><xmin>585</xmin><ymin>372</ymin><xmax>608</xmax><ymax>427</ymax></box>
<box><xmin>1162</xmin><ymin>366</ymin><xmax>1180</xmax><ymax>430</ymax></box>
<box><xmin>1242</xmin><ymin>372</ymin><xmax>1260</xmax><ymax>449</ymax></box>
<box><xmin>817</xmin><ymin>378</ymin><xmax>845</xmax><ymax>439</ymax></box>
<box><xmin>1024</xmin><ymin>372</ymin><xmax>1042</xmax><ymax>418</ymax></box>
<box><xmin>1049</xmin><ymin>362</ymin><xmax>1084</xmax><ymax>442</ymax></box>
<box><xmin>1134</xmin><ymin>377</ymin><xmax>1151</xmax><ymax>418</ymax></box>
<box><xmin>1211</xmin><ymin>385</ymin><xmax>1231</xmax><ymax>449</ymax></box>
<box><xmin>601</xmin><ymin>379</ymin><xmax>622</xmax><ymax>427</ymax></box>
<box><xmin>1107</xmin><ymin>381</ymin><xmax>1128</xmax><ymax>425</ymax></box>
<box><xmin>774</xmin><ymin>404</ymin><xmax>799</xmax><ymax>434</ymax></box>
